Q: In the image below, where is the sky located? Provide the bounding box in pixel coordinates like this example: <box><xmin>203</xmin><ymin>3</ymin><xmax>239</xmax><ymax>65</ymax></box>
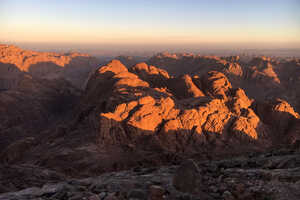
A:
<box><xmin>1</xmin><ymin>0</ymin><xmax>300</xmax><ymax>50</ymax></box>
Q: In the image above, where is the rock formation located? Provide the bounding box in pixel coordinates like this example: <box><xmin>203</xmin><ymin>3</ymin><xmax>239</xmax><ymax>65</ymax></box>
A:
<box><xmin>82</xmin><ymin>60</ymin><xmax>270</xmax><ymax>153</ymax></box>
<box><xmin>1</xmin><ymin>58</ymin><xmax>298</xmax><ymax>175</ymax></box>
<box><xmin>148</xmin><ymin>53</ymin><xmax>300</xmax><ymax>112</ymax></box>
<box><xmin>1</xmin><ymin>45</ymin><xmax>300</xmax><ymax>199</ymax></box>
<box><xmin>0</xmin><ymin>44</ymin><xmax>100</xmax><ymax>89</ymax></box>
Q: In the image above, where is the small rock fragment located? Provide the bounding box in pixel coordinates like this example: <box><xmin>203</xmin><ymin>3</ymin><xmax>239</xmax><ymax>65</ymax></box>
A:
<box><xmin>173</xmin><ymin>159</ymin><xmax>201</xmax><ymax>194</ymax></box>
<box><xmin>88</xmin><ymin>194</ymin><xmax>101</xmax><ymax>200</ymax></box>
<box><xmin>129</xmin><ymin>189</ymin><xmax>147</xmax><ymax>200</ymax></box>
<box><xmin>148</xmin><ymin>185</ymin><xmax>165</xmax><ymax>200</ymax></box>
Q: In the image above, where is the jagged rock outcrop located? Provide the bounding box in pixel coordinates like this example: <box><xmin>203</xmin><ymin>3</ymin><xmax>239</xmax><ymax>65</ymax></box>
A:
<box><xmin>147</xmin><ymin>53</ymin><xmax>300</xmax><ymax>113</ymax></box>
<box><xmin>130</xmin><ymin>62</ymin><xmax>170</xmax><ymax>88</ymax></box>
<box><xmin>167</xmin><ymin>74</ymin><xmax>205</xmax><ymax>99</ymax></box>
<box><xmin>78</xmin><ymin>60</ymin><xmax>276</xmax><ymax>156</ymax></box>
<box><xmin>247</xmin><ymin>56</ymin><xmax>281</xmax><ymax>86</ymax></box>
<box><xmin>201</xmin><ymin>71</ymin><xmax>232</xmax><ymax>99</ymax></box>
<box><xmin>224</xmin><ymin>62</ymin><xmax>243</xmax><ymax>77</ymax></box>
<box><xmin>253</xmin><ymin>99</ymin><xmax>300</xmax><ymax>144</ymax></box>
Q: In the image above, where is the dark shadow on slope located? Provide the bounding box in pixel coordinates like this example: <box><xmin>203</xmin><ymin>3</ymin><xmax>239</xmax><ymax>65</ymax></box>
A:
<box><xmin>0</xmin><ymin>77</ymin><xmax>81</xmax><ymax>153</ymax></box>
<box><xmin>147</xmin><ymin>55</ymin><xmax>224</xmax><ymax>76</ymax></box>
<box><xmin>27</xmin><ymin>55</ymin><xmax>100</xmax><ymax>89</ymax></box>
<box><xmin>28</xmin><ymin>61</ymin><xmax>63</xmax><ymax>77</ymax></box>
<box><xmin>0</xmin><ymin>62</ymin><xmax>23</xmax><ymax>90</ymax></box>
<box><xmin>251</xmin><ymin>99</ymin><xmax>300</xmax><ymax>145</ymax></box>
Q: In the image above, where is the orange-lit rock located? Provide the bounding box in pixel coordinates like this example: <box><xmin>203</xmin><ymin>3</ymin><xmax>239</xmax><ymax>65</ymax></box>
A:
<box><xmin>83</xmin><ymin>60</ymin><xmax>272</xmax><ymax>153</ymax></box>
<box><xmin>168</xmin><ymin>75</ymin><xmax>205</xmax><ymax>99</ymax></box>
<box><xmin>202</xmin><ymin>71</ymin><xmax>232</xmax><ymax>99</ymax></box>
<box><xmin>0</xmin><ymin>44</ymin><xmax>99</xmax><ymax>89</ymax></box>
<box><xmin>130</xmin><ymin>62</ymin><xmax>170</xmax><ymax>88</ymax></box>
<box><xmin>2</xmin><ymin>46</ymin><xmax>300</xmax><ymax>189</ymax></box>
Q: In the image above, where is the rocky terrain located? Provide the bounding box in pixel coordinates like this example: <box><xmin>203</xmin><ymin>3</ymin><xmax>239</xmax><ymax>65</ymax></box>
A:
<box><xmin>148</xmin><ymin>52</ymin><xmax>300</xmax><ymax>112</ymax></box>
<box><xmin>0</xmin><ymin>44</ymin><xmax>100</xmax><ymax>89</ymax></box>
<box><xmin>1</xmin><ymin>148</ymin><xmax>300</xmax><ymax>200</ymax></box>
<box><xmin>1</xmin><ymin>45</ymin><xmax>300</xmax><ymax>199</ymax></box>
<box><xmin>0</xmin><ymin>75</ymin><xmax>81</xmax><ymax>152</ymax></box>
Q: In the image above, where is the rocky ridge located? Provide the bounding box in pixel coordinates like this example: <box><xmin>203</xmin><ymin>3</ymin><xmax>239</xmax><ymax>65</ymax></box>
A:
<box><xmin>1</xmin><ymin>46</ymin><xmax>300</xmax><ymax>199</ymax></box>
<box><xmin>80</xmin><ymin>59</ymin><xmax>299</xmax><ymax>154</ymax></box>
<box><xmin>0</xmin><ymin>44</ymin><xmax>100</xmax><ymax>89</ymax></box>
<box><xmin>148</xmin><ymin>53</ymin><xmax>300</xmax><ymax>111</ymax></box>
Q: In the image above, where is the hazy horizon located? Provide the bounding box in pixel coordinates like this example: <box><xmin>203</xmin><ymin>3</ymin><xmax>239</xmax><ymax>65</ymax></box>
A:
<box><xmin>1</xmin><ymin>0</ymin><xmax>300</xmax><ymax>52</ymax></box>
<box><xmin>1</xmin><ymin>41</ymin><xmax>299</xmax><ymax>58</ymax></box>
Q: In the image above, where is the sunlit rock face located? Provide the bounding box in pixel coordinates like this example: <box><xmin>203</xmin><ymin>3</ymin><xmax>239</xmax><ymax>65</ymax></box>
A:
<box><xmin>130</xmin><ymin>62</ymin><xmax>170</xmax><ymax>88</ymax></box>
<box><xmin>201</xmin><ymin>71</ymin><xmax>232</xmax><ymax>99</ymax></box>
<box><xmin>79</xmin><ymin>59</ymin><xmax>283</xmax><ymax>155</ymax></box>
<box><xmin>148</xmin><ymin>53</ymin><xmax>300</xmax><ymax>113</ymax></box>
<box><xmin>167</xmin><ymin>74</ymin><xmax>205</xmax><ymax>99</ymax></box>
<box><xmin>0</xmin><ymin>44</ymin><xmax>100</xmax><ymax>89</ymax></box>
<box><xmin>1</xmin><ymin>48</ymin><xmax>300</xmax><ymax>187</ymax></box>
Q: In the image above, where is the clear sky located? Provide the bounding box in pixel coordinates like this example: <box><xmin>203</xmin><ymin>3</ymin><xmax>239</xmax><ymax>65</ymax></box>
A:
<box><xmin>1</xmin><ymin>0</ymin><xmax>300</xmax><ymax>49</ymax></box>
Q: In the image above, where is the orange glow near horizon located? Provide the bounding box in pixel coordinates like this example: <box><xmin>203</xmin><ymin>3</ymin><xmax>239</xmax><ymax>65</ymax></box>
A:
<box><xmin>1</xmin><ymin>24</ymin><xmax>300</xmax><ymax>46</ymax></box>
<box><xmin>1</xmin><ymin>0</ymin><xmax>300</xmax><ymax>49</ymax></box>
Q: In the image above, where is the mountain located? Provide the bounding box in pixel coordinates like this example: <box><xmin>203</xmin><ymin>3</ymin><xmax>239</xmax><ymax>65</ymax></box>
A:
<box><xmin>2</xmin><ymin>59</ymin><xmax>298</xmax><ymax>177</ymax></box>
<box><xmin>0</xmin><ymin>44</ymin><xmax>100</xmax><ymax>89</ymax></box>
<box><xmin>0</xmin><ymin>45</ymin><xmax>300</xmax><ymax>199</ymax></box>
<box><xmin>148</xmin><ymin>53</ymin><xmax>300</xmax><ymax>112</ymax></box>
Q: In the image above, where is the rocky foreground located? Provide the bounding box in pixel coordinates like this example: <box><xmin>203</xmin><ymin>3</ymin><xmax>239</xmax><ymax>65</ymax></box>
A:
<box><xmin>1</xmin><ymin>147</ymin><xmax>300</xmax><ymax>200</ymax></box>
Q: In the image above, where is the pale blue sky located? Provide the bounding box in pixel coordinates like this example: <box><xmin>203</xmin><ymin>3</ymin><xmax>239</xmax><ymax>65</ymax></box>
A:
<box><xmin>1</xmin><ymin>0</ymin><xmax>300</xmax><ymax>48</ymax></box>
